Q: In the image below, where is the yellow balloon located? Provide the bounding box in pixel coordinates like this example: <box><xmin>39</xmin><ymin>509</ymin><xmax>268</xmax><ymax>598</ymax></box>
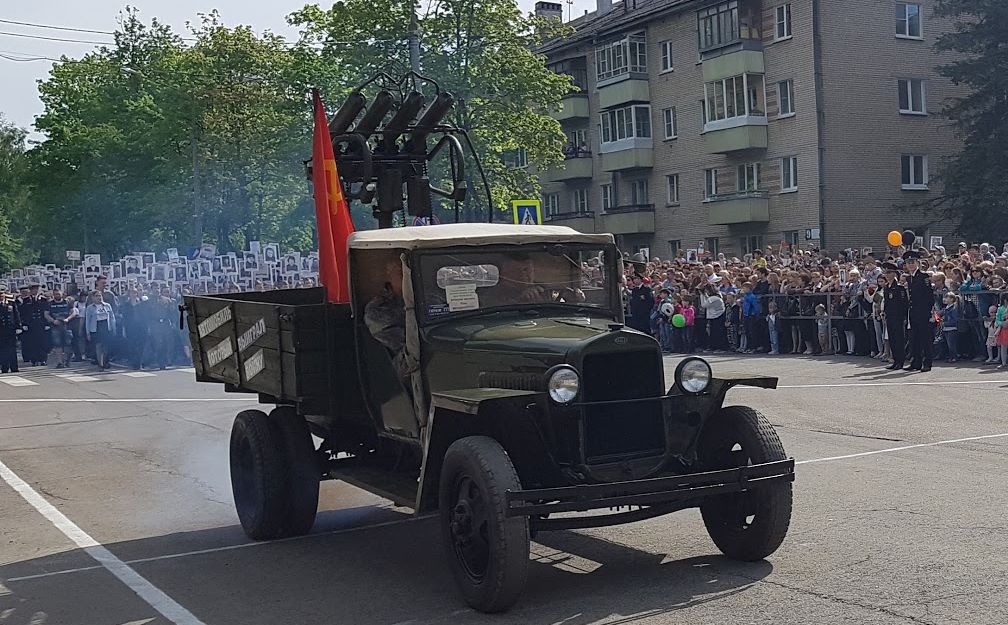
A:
<box><xmin>887</xmin><ymin>230</ymin><xmax>903</xmax><ymax>247</ymax></box>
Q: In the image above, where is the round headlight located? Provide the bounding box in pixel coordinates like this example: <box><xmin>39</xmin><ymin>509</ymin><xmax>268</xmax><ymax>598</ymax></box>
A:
<box><xmin>547</xmin><ymin>366</ymin><xmax>580</xmax><ymax>404</ymax></box>
<box><xmin>675</xmin><ymin>357</ymin><xmax>712</xmax><ymax>394</ymax></box>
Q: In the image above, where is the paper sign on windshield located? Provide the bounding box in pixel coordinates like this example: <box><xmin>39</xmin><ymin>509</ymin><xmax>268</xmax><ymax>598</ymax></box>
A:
<box><xmin>445</xmin><ymin>284</ymin><xmax>479</xmax><ymax>311</ymax></box>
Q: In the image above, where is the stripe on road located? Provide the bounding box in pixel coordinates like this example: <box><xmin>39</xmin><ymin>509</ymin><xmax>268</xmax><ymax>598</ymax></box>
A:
<box><xmin>795</xmin><ymin>432</ymin><xmax>1008</xmax><ymax>465</ymax></box>
<box><xmin>66</xmin><ymin>375</ymin><xmax>100</xmax><ymax>382</ymax></box>
<box><xmin>122</xmin><ymin>372</ymin><xmax>157</xmax><ymax>378</ymax></box>
<box><xmin>0</xmin><ymin>376</ymin><xmax>39</xmax><ymax>387</ymax></box>
<box><xmin>0</xmin><ymin>457</ymin><xmax>207</xmax><ymax>625</ymax></box>
<box><xmin>0</xmin><ymin>398</ymin><xmax>254</xmax><ymax>403</ymax></box>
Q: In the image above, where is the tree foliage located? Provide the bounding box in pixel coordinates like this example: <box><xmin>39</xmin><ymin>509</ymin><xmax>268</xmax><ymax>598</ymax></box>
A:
<box><xmin>6</xmin><ymin>2</ymin><xmax>571</xmax><ymax>263</ymax></box>
<box><xmin>932</xmin><ymin>0</ymin><xmax>1008</xmax><ymax>242</ymax></box>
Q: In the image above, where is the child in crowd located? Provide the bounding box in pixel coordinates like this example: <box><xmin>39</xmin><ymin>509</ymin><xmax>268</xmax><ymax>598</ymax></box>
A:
<box><xmin>815</xmin><ymin>304</ymin><xmax>831</xmax><ymax>355</ymax></box>
<box><xmin>940</xmin><ymin>292</ymin><xmax>960</xmax><ymax>363</ymax></box>
<box><xmin>997</xmin><ymin>295</ymin><xmax>1008</xmax><ymax>369</ymax></box>
<box><xmin>682</xmin><ymin>296</ymin><xmax>696</xmax><ymax>353</ymax></box>
<box><xmin>741</xmin><ymin>283</ymin><xmax>759</xmax><ymax>353</ymax></box>
<box><xmin>657</xmin><ymin>288</ymin><xmax>674</xmax><ymax>353</ymax></box>
<box><xmin>984</xmin><ymin>305</ymin><xmax>999</xmax><ymax>364</ymax></box>
<box><xmin>725</xmin><ymin>292</ymin><xmax>740</xmax><ymax>351</ymax></box>
<box><xmin>767</xmin><ymin>301</ymin><xmax>780</xmax><ymax>355</ymax></box>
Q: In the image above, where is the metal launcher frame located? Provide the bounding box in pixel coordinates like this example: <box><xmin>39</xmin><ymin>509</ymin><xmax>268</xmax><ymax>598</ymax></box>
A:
<box><xmin>307</xmin><ymin>72</ymin><xmax>493</xmax><ymax>228</ymax></box>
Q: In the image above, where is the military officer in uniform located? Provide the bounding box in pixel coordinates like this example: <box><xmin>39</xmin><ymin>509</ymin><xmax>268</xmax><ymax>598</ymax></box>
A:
<box><xmin>881</xmin><ymin>263</ymin><xmax>909</xmax><ymax>370</ymax></box>
<box><xmin>0</xmin><ymin>285</ymin><xmax>23</xmax><ymax>373</ymax></box>
<box><xmin>904</xmin><ymin>251</ymin><xmax>934</xmax><ymax>372</ymax></box>
<box><xmin>20</xmin><ymin>282</ymin><xmax>49</xmax><ymax>366</ymax></box>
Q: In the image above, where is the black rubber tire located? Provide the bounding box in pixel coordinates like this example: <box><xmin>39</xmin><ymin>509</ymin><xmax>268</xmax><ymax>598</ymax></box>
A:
<box><xmin>439</xmin><ymin>436</ymin><xmax>529</xmax><ymax>613</ymax></box>
<box><xmin>229</xmin><ymin>409</ymin><xmax>287</xmax><ymax>540</ymax></box>
<box><xmin>698</xmin><ymin>405</ymin><xmax>792</xmax><ymax>561</ymax></box>
<box><xmin>269</xmin><ymin>406</ymin><xmax>320</xmax><ymax>537</ymax></box>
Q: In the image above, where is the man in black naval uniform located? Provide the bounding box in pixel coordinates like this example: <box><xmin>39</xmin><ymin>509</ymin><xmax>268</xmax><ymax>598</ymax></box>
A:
<box><xmin>881</xmin><ymin>263</ymin><xmax>909</xmax><ymax>370</ymax></box>
<box><xmin>0</xmin><ymin>285</ymin><xmax>23</xmax><ymax>373</ymax></box>
<box><xmin>904</xmin><ymin>252</ymin><xmax>934</xmax><ymax>372</ymax></box>
<box><xmin>21</xmin><ymin>282</ymin><xmax>49</xmax><ymax>366</ymax></box>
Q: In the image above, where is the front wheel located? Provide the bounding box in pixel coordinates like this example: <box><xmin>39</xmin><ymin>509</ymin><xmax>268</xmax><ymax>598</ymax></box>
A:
<box><xmin>698</xmin><ymin>406</ymin><xmax>792</xmax><ymax>561</ymax></box>
<box><xmin>439</xmin><ymin>436</ymin><xmax>529</xmax><ymax>613</ymax></box>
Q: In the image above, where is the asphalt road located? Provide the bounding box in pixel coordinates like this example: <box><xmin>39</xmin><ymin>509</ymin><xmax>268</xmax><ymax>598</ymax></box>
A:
<box><xmin>1</xmin><ymin>355</ymin><xmax>1006</xmax><ymax>625</ymax></box>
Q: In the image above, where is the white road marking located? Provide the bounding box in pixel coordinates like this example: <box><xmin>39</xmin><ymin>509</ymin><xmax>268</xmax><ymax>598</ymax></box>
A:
<box><xmin>178</xmin><ymin>367</ymin><xmax>196</xmax><ymax>373</ymax></box>
<box><xmin>66</xmin><ymin>375</ymin><xmax>99</xmax><ymax>382</ymax></box>
<box><xmin>7</xmin><ymin>514</ymin><xmax>433</xmax><ymax>582</ymax></box>
<box><xmin>0</xmin><ymin>376</ymin><xmax>39</xmax><ymax>387</ymax></box>
<box><xmin>0</xmin><ymin>398</ymin><xmax>255</xmax><ymax>403</ymax></box>
<box><xmin>122</xmin><ymin>372</ymin><xmax>157</xmax><ymax>378</ymax></box>
<box><xmin>0</xmin><ymin>457</ymin><xmax>207</xmax><ymax>625</ymax></box>
<box><xmin>795</xmin><ymin>432</ymin><xmax>1008</xmax><ymax>465</ymax></box>
<box><xmin>775</xmin><ymin>379</ymin><xmax>1008</xmax><ymax>389</ymax></box>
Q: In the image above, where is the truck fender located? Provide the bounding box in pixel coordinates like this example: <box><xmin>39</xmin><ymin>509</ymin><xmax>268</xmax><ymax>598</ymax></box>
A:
<box><xmin>414</xmin><ymin>389</ymin><xmax>557</xmax><ymax>513</ymax></box>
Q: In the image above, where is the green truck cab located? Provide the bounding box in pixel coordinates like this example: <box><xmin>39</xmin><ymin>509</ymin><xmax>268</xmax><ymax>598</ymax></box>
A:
<box><xmin>184</xmin><ymin>223</ymin><xmax>794</xmax><ymax>613</ymax></box>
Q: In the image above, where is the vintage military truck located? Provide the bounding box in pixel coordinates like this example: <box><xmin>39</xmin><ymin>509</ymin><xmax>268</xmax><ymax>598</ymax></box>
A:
<box><xmin>183</xmin><ymin>223</ymin><xmax>794</xmax><ymax>613</ymax></box>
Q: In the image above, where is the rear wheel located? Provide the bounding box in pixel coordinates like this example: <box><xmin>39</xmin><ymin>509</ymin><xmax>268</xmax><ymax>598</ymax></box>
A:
<box><xmin>269</xmin><ymin>406</ymin><xmax>320</xmax><ymax>537</ymax></box>
<box><xmin>698</xmin><ymin>406</ymin><xmax>792</xmax><ymax>561</ymax></box>
<box><xmin>229</xmin><ymin>409</ymin><xmax>286</xmax><ymax>540</ymax></box>
<box><xmin>439</xmin><ymin>436</ymin><xmax>529</xmax><ymax>613</ymax></box>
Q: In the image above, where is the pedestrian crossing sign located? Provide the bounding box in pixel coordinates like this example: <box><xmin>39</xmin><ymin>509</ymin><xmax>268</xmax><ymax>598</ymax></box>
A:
<box><xmin>511</xmin><ymin>200</ymin><xmax>543</xmax><ymax>226</ymax></box>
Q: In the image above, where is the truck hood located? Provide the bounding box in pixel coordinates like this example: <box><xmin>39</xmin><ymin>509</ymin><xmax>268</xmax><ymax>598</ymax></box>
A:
<box><xmin>425</xmin><ymin>315</ymin><xmax>618</xmax><ymax>355</ymax></box>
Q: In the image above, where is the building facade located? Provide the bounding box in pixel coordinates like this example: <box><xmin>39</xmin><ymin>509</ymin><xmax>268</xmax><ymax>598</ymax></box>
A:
<box><xmin>535</xmin><ymin>0</ymin><xmax>961</xmax><ymax>258</ymax></box>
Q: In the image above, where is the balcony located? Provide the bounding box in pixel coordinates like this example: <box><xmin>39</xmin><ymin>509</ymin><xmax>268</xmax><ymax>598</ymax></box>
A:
<box><xmin>598</xmin><ymin>77</ymin><xmax>650</xmax><ymax>109</ymax></box>
<box><xmin>601</xmin><ymin>204</ymin><xmax>655</xmax><ymax>235</ymax></box>
<box><xmin>544</xmin><ymin>210</ymin><xmax>597</xmax><ymax>234</ymax></box>
<box><xmin>599</xmin><ymin>139</ymin><xmax>653</xmax><ymax>171</ymax></box>
<box><xmin>702</xmin><ymin>47</ymin><xmax>764</xmax><ymax>83</ymax></box>
<box><xmin>703</xmin><ymin>117</ymin><xmax>767</xmax><ymax>153</ymax></box>
<box><xmin>697</xmin><ymin>0</ymin><xmax>763</xmax><ymax>60</ymax></box>
<box><xmin>552</xmin><ymin>93</ymin><xmax>590</xmax><ymax>121</ymax></box>
<box><xmin>542</xmin><ymin>154</ymin><xmax>593</xmax><ymax>182</ymax></box>
<box><xmin>705</xmin><ymin>190</ymin><xmax>770</xmax><ymax>224</ymax></box>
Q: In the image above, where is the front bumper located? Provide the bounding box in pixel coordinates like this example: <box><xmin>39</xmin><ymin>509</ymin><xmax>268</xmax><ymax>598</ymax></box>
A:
<box><xmin>505</xmin><ymin>458</ymin><xmax>795</xmax><ymax>530</ymax></box>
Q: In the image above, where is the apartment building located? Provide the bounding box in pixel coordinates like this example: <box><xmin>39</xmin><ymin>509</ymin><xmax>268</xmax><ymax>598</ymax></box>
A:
<box><xmin>534</xmin><ymin>0</ymin><xmax>961</xmax><ymax>258</ymax></box>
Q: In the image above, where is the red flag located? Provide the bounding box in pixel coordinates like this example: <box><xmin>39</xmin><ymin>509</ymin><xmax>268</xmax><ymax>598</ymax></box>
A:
<box><xmin>311</xmin><ymin>89</ymin><xmax>355</xmax><ymax>303</ymax></box>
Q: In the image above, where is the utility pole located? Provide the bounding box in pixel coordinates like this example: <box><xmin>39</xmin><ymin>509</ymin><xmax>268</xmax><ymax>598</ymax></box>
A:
<box><xmin>191</xmin><ymin>126</ymin><xmax>202</xmax><ymax>248</ymax></box>
<box><xmin>408</xmin><ymin>1</ymin><xmax>421</xmax><ymax>73</ymax></box>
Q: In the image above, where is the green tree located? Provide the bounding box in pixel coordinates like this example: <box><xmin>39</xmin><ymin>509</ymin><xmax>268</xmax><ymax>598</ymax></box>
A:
<box><xmin>931</xmin><ymin>0</ymin><xmax>1008</xmax><ymax>242</ymax></box>
<box><xmin>0</xmin><ymin>117</ymin><xmax>32</xmax><ymax>270</ymax></box>
<box><xmin>289</xmin><ymin>0</ymin><xmax>573</xmax><ymax>221</ymax></box>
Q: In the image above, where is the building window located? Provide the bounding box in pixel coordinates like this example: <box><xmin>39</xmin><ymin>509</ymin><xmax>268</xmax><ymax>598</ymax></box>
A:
<box><xmin>514</xmin><ymin>148</ymin><xmax>528</xmax><ymax>169</ymax></box>
<box><xmin>550</xmin><ymin>59</ymin><xmax>588</xmax><ymax>92</ymax></box>
<box><xmin>705</xmin><ymin>237</ymin><xmax>720</xmax><ymax>257</ymax></box>
<box><xmin>775</xmin><ymin>4</ymin><xmax>792</xmax><ymax>40</ymax></box>
<box><xmin>662</xmin><ymin>107</ymin><xmax>678</xmax><ymax>139</ymax></box>
<box><xmin>781</xmin><ymin>156</ymin><xmax>798</xmax><ymax>192</ymax></box>
<box><xmin>698</xmin><ymin>1</ymin><xmax>740</xmax><ymax>52</ymax></box>
<box><xmin>737</xmin><ymin>163</ymin><xmax>761</xmax><ymax>191</ymax></box>
<box><xmin>544</xmin><ymin>193</ymin><xmax>560</xmax><ymax>215</ymax></box>
<box><xmin>704</xmin><ymin>168</ymin><xmax>719</xmax><ymax>199</ymax></box>
<box><xmin>631</xmin><ymin>179</ymin><xmax>650</xmax><ymax>205</ymax></box>
<box><xmin>740</xmin><ymin>235</ymin><xmax>764</xmax><ymax>256</ymax></box>
<box><xmin>783</xmin><ymin>230</ymin><xmax>800</xmax><ymax>249</ymax></box>
<box><xmin>703</xmin><ymin>73</ymin><xmax>766</xmax><ymax>126</ymax></box>
<box><xmin>601</xmin><ymin>184</ymin><xmax>613</xmax><ymax>211</ymax></box>
<box><xmin>599</xmin><ymin>105</ymin><xmax>652</xmax><ymax>145</ymax></box>
<box><xmin>778</xmin><ymin>80</ymin><xmax>795</xmax><ymax>117</ymax></box>
<box><xmin>669</xmin><ymin>240</ymin><xmax>682</xmax><ymax>256</ymax></box>
<box><xmin>896</xmin><ymin>3</ymin><xmax>922</xmax><ymax>39</ymax></box>
<box><xmin>666</xmin><ymin>174</ymin><xmax>680</xmax><ymax>205</ymax></box>
<box><xmin>573</xmin><ymin>188</ymin><xmax>589</xmax><ymax>212</ymax></box>
<box><xmin>898</xmin><ymin>79</ymin><xmax>926</xmax><ymax>114</ymax></box>
<box><xmin>700</xmin><ymin>99</ymin><xmax>708</xmax><ymax>126</ymax></box>
<box><xmin>595</xmin><ymin>34</ymin><xmax>647</xmax><ymax>82</ymax></box>
<box><xmin>659</xmin><ymin>40</ymin><xmax>674</xmax><ymax>72</ymax></box>
<box><xmin>901</xmin><ymin>154</ymin><xmax>928</xmax><ymax>189</ymax></box>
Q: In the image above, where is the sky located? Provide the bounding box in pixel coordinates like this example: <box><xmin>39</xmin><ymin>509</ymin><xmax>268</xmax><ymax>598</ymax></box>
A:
<box><xmin>0</xmin><ymin>0</ymin><xmax>597</xmax><ymax>135</ymax></box>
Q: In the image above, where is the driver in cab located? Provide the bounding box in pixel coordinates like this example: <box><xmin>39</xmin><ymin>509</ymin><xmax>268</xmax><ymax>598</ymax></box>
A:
<box><xmin>482</xmin><ymin>253</ymin><xmax>585</xmax><ymax>308</ymax></box>
<box><xmin>364</xmin><ymin>258</ymin><xmax>409</xmax><ymax>379</ymax></box>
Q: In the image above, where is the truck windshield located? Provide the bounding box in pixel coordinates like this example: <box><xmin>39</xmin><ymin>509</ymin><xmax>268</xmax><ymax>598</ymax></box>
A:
<box><xmin>418</xmin><ymin>246</ymin><xmax>613</xmax><ymax>322</ymax></box>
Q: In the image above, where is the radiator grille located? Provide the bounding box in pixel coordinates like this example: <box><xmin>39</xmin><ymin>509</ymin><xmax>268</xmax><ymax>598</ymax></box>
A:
<box><xmin>582</xmin><ymin>351</ymin><xmax>665</xmax><ymax>462</ymax></box>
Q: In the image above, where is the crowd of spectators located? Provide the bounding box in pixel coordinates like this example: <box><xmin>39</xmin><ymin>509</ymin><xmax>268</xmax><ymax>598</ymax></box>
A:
<box><xmin>621</xmin><ymin>240</ymin><xmax>1008</xmax><ymax>369</ymax></box>
<box><xmin>0</xmin><ymin>241</ymin><xmax>318</xmax><ymax>374</ymax></box>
